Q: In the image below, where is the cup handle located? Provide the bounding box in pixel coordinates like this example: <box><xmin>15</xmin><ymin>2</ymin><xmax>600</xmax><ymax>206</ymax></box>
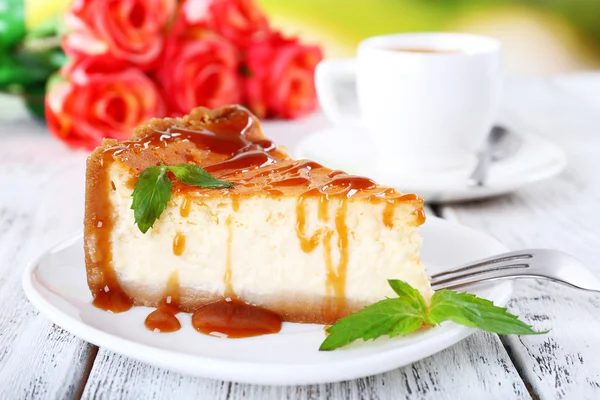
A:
<box><xmin>315</xmin><ymin>59</ymin><xmax>361</xmax><ymax>127</ymax></box>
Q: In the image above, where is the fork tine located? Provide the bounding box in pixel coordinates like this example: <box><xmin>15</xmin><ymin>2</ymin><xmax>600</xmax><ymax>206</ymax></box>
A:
<box><xmin>430</xmin><ymin>263</ymin><xmax>529</xmax><ymax>288</ymax></box>
<box><xmin>430</xmin><ymin>248</ymin><xmax>600</xmax><ymax>292</ymax></box>
<box><xmin>430</xmin><ymin>251</ymin><xmax>533</xmax><ymax>279</ymax></box>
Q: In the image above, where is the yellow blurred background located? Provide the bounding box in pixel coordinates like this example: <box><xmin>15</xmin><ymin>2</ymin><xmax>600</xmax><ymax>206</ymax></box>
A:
<box><xmin>27</xmin><ymin>0</ymin><xmax>600</xmax><ymax>75</ymax></box>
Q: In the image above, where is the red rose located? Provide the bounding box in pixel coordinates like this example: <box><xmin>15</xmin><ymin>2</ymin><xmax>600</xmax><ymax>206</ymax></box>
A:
<box><xmin>181</xmin><ymin>0</ymin><xmax>269</xmax><ymax>47</ymax></box>
<box><xmin>64</xmin><ymin>0</ymin><xmax>177</xmax><ymax>69</ymax></box>
<box><xmin>46</xmin><ymin>57</ymin><xmax>164</xmax><ymax>149</ymax></box>
<box><xmin>243</xmin><ymin>32</ymin><xmax>323</xmax><ymax>119</ymax></box>
<box><xmin>157</xmin><ymin>29</ymin><xmax>241</xmax><ymax>116</ymax></box>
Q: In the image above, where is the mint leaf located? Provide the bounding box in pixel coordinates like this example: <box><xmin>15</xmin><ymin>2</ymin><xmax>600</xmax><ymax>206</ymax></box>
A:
<box><xmin>388</xmin><ymin>279</ymin><xmax>428</xmax><ymax>312</ymax></box>
<box><xmin>131</xmin><ymin>165</ymin><xmax>172</xmax><ymax>234</ymax></box>
<box><xmin>130</xmin><ymin>163</ymin><xmax>234</xmax><ymax>234</ymax></box>
<box><xmin>319</xmin><ymin>297</ymin><xmax>427</xmax><ymax>351</ymax></box>
<box><xmin>428</xmin><ymin>290</ymin><xmax>545</xmax><ymax>335</ymax></box>
<box><xmin>166</xmin><ymin>164</ymin><xmax>234</xmax><ymax>189</ymax></box>
<box><xmin>319</xmin><ymin>281</ymin><xmax>546</xmax><ymax>351</ymax></box>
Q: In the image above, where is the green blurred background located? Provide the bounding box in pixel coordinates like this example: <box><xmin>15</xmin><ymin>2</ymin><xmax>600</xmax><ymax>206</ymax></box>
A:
<box><xmin>2</xmin><ymin>0</ymin><xmax>600</xmax><ymax>118</ymax></box>
<box><xmin>21</xmin><ymin>0</ymin><xmax>600</xmax><ymax>74</ymax></box>
<box><xmin>259</xmin><ymin>0</ymin><xmax>600</xmax><ymax>75</ymax></box>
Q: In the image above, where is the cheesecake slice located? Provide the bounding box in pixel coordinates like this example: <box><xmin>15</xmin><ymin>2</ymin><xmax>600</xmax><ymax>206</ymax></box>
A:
<box><xmin>84</xmin><ymin>105</ymin><xmax>432</xmax><ymax>325</ymax></box>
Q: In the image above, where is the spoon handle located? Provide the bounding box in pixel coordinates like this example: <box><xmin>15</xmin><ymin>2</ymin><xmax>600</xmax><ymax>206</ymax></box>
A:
<box><xmin>467</xmin><ymin>151</ymin><xmax>493</xmax><ymax>186</ymax></box>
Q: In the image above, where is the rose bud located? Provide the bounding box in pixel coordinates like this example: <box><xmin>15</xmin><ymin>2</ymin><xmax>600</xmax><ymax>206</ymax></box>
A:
<box><xmin>156</xmin><ymin>29</ymin><xmax>241</xmax><ymax>116</ymax></box>
<box><xmin>63</xmin><ymin>0</ymin><xmax>177</xmax><ymax>70</ymax></box>
<box><xmin>180</xmin><ymin>0</ymin><xmax>269</xmax><ymax>47</ymax></box>
<box><xmin>242</xmin><ymin>32</ymin><xmax>323</xmax><ymax>119</ymax></box>
<box><xmin>46</xmin><ymin>56</ymin><xmax>164</xmax><ymax>150</ymax></box>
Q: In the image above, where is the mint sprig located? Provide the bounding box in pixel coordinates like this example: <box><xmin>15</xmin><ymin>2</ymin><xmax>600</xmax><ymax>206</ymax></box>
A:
<box><xmin>319</xmin><ymin>280</ymin><xmax>545</xmax><ymax>351</ymax></box>
<box><xmin>131</xmin><ymin>163</ymin><xmax>233</xmax><ymax>233</ymax></box>
<box><xmin>428</xmin><ymin>290</ymin><xmax>546</xmax><ymax>335</ymax></box>
<box><xmin>131</xmin><ymin>166</ymin><xmax>173</xmax><ymax>234</ymax></box>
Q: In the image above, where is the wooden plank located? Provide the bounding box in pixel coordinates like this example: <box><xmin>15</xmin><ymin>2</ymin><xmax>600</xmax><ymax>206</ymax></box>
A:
<box><xmin>82</xmin><ymin>332</ymin><xmax>529</xmax><ymax>399</ymax></box>
<box><xmin>441</xmin><ymin>75</ymin><xmax>600</xmax><ymax>399</ymax></box>
<box><xmin>0</xmin><ymin>99</ymin><xmax>95</xmax><ymax>399</ymax></box>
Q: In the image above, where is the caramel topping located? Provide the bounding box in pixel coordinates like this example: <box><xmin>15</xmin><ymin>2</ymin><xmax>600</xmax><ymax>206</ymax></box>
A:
<box><xmin>231</xmin><ymin>197</ymin><xmax>240</xmax><ymax>212</ymax></box>
<box><xmin>179</xmin><ymin>197</ymin><xmax>191</xmax><ymax>218</ymax></box>
<box><xmin>144</xmin><ymin>273</ymin><xmax>181</xmax><ymax>332</ymax></box>
<box><xmin>144</xmin><ymin>310</ymin><xmax>181</xmax><ymax>333</ymax></box>
<box><xmin>322</xmin><ymin>229</ymin><xmax>334</xmax><ymax>319</ymax></box>
<box><xmin>192</xmin><ymin>299</ymin><xmax>282</xmax><ymax>338</ymax></box>
<box><xmin>414</xmin><ymin>207</ymin><xmax>426</xmax><ymax>226</ymax></box>
<box><xmin>270</xmin><ymin>177</ymin><xmax>312</xmax><ymax>187</ymax></box>
<box><xmin>173</xmin><ymin>232</ymin><xmax>186</xmax><ymax>256</ymax></box>
<box><xmin>104</xmin><ymin>106</ymin><xmax>420</xmax><ymax>203</ymax></box>
<box><xmin>204</xmin><ymin>150</ymin><xmax>277</xmax><ymax>174</ymax></box>
<box><xmin>383</xmin><ymin>202</ymin><xmax>396</xmax><ymax>229</ymax></box>
<box><xmin>331</xmin><ymin>201</ymin><xmax>349</xmax><ymax>317</ymax></box>
<box><xmin>295</xmin><ymin>191</ymin><xmax>322</xmax><ymax>253</ymax></box>
<box><xmin>89</xmin><ymin>151</ymin><xmax>134</xmax><ymax>313</ymax></box>
<box><xmin>224</xmin><ymin>216</ymin><xmax>234</xmax><ymax>297</ymax></box>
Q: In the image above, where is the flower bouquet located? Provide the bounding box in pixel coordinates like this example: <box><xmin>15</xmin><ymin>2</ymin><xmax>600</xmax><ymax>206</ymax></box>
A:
<box><xmin>41</xmin><ymin>0</ymin><xmax>323</xmax><ymax>149</ymax></box>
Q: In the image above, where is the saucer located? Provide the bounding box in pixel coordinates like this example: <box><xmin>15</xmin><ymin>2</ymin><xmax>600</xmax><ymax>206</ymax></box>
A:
<box><xmin>295</xmin><ymin>126</ymin><xmax>567</xmax><ymax>203</ymax></box>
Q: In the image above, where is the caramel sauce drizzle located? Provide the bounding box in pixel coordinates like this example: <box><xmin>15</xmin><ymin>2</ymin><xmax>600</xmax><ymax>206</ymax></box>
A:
<box><xmin>179</xmin><ymin>197</ymin><xmax>191</xmax><ymax>218</ymax></box>
<box><xmin>90</xmin><ymin>151</ymin><xmax>134</xmax><ymax>313</ymax></box>
<box><xmin>173</xmin><ymin>232</ymin><xmax>186</xmax><ymax>256</ymax></box>
<box><xmin>322</xmin><ymin>229</ymin><xmax>335</xmax><ymax>319</ymax></box>
<box><xmin>192</xmin><ymin>299</ymin><xmax>282</xmax><ymax>338</ymax></box>
<box><xmin>414</xmin><ymin>207</ymin><xmax>426</xmax><ymax>226</ymax></box>
<box><xmin>383</xmin><ymin>201</ymin><xmax>396</xmax><ymax>228</ymax></box>
<box><xmin>231</xmin><ymin>197</ymin><xmax>240</xmax><ymax>212</ymax></box>
<box><xmin>332</xmin><ymin>201</ymin><xmax>349</xmax><ymax>317</ymax></box>
<box><xmin>144</xmin><ymin>272</ymin><xmax>181</xmax><ymax>333</ymax></box>
<box><xmin>223</xmin><ymin>216</ymin><xmax>234</xmax><ymax>297</ymax></box>
<box><xmin>295</xmin><ymin>192</ymin><xmax>322</xmax><ymax>253</ymax></box>
<box><xmin>89</xmin><ymin>105</ymin><xmax>425</xmax><ymax>332</ymax></box>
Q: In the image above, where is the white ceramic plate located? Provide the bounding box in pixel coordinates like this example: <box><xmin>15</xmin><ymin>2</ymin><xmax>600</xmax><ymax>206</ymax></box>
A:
<box><xmin>295</xmin><ymin>127</ymin><xmax>567</xmax><ymax>203</ymax></box>
<box><xmin>23</xmin><ymin>217</ymin><xmax>511</xmax><ymax>385</ymax></box>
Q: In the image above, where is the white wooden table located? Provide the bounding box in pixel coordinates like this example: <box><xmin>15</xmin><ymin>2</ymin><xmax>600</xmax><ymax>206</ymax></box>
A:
<box><xmin>1</xmin><ymin>74</ymin><xmax>599</xmax><ymax>399</ymax></box>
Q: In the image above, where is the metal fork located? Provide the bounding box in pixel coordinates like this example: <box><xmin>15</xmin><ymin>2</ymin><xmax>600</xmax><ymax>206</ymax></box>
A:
<box><xmin>430</xmin><ymin>249</ymin><xmax>600</xmax><ymax>292</ymax></box>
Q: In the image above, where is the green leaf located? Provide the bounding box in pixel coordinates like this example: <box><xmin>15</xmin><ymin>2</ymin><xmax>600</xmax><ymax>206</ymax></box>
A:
<box><xmin>0</xmin><ymin>55</ymin><xmax>46</xmax><ymax>87</ymax></box>
<box><xmin>428</xmin><ymin>290</ymin><xmax>545</xmax><ymax>335</ymax></box>
<box><xmin>130</xmin><ymin>163</ymin><xmax>234</xmax><ymax>234</ymax></box>
<box><xmin>319</xmin><ymin>297</ymin><xmax>427</xmax><ymax>351</ymax></box>
<box><xmin>131</xmin><ymin>165</ymin><xmax>172</xmax><ymax>234</ymax></box>
<box><xmin>319</xmin><ymin>280</ymin><xmax>546</xmax><ymax>351</ymax></box>
<box><xmin>0</xmin><ymin>0</ymin><xmax>26</xmax><ymax>48</ymax></box>
<box><xmin>388</xmin><ymin>279</ymin><xmax>428</xmax><ymax>312</ymax></box>
<box><xmin>22</xmin><ymin>84</ymin><xmax>45</xmax><ymax>119</ymax></box>
<box><xmin>166</xmin><ymin>164</ymin><xmax>234</xmax><ymax>189</ymax></box>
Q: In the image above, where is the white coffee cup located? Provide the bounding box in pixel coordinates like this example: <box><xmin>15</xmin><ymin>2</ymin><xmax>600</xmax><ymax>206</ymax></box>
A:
<box><xmin>315</xmin><ymin>32</ymin><xmax>502</xmax><ymax>170</ymax></box>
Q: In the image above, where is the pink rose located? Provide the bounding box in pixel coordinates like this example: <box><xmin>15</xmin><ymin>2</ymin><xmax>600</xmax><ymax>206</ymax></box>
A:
<box><xmin>157</xmin><ymin>28</ymin><xmax>241</xmax><ymax>116</ymax></box>
<box><xmin>181</xmin><ymin>0</ymin><xmax>269</xmax><ymax>47</ymax></box>
<box><xmin>63</xmin><ymin>0</ymin><xmax>177</xmax><ymax>70</ymax></box>
<box><xmin>243</xmin><ymin>32</ymin><xmax>323</xmax><ymax>119</ymax></box>
<box><xmin>46</xmin><ymin>56</ymin><xmax>164</xmax><ymax>149</ymax></box>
